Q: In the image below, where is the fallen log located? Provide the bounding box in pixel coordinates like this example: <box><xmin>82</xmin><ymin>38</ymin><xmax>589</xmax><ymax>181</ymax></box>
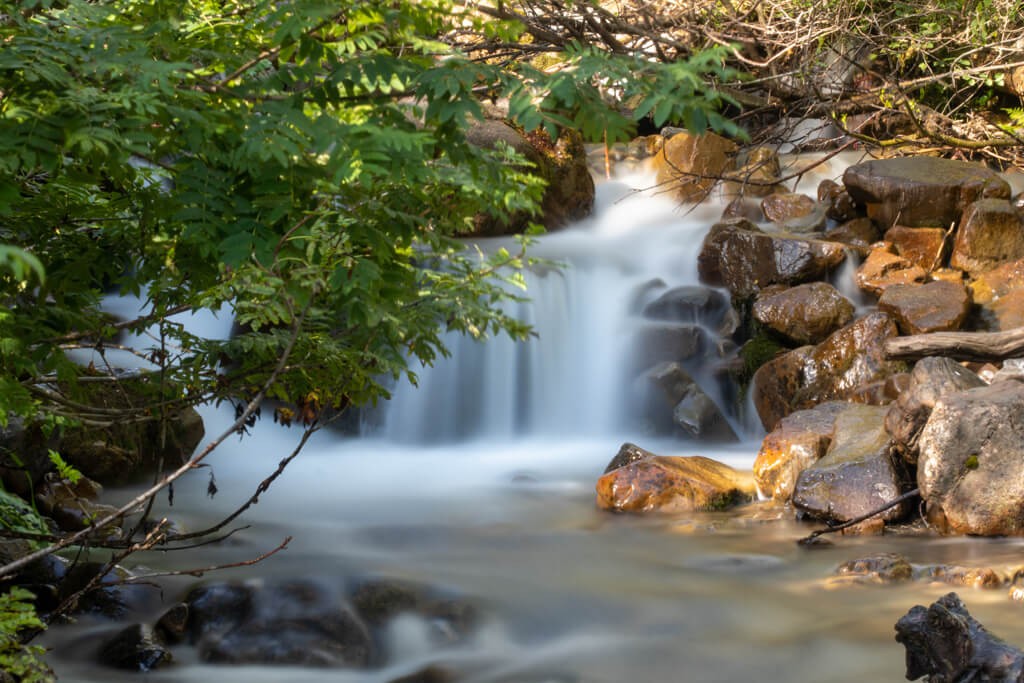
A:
<box><xmin>895</xmin><ymin>592</ymin><xmax>1024</xmax><ymax>682</ymax></box>
<box><xmin>884</xmin><ymin>327</ymin><xmax>1024</xmax><ymax>362</ymax></box>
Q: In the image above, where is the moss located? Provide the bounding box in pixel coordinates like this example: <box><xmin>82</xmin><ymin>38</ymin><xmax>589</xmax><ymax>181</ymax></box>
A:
<box><xmin>739</xmin><ymin>333</ymin><xmax>786</xmax><ymax>381</ymax></box>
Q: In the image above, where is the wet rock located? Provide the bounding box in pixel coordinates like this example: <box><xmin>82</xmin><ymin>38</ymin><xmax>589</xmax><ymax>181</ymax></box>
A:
<box><xmin>855</xmin><ymin>246</ymin><xmax>927</xmax><ymax>295</ymax></box>
<box><xmin>596</xmin><ymin>453</ymin><xmax>755</xmax><ymax>513</ymax></box>
<box><xmin>630</xmin><ymin>322</ymin><xmax>705</xmax><ymax>371</ymax></box>
<box><xmin>726</xmin><ymin>146</ymin><xmax>781</xmax><ymax>197</ymax></box>
<box><xmin>59</xmin><ymin>562</ymin><xmax>154</xmax><ymax>620</ymax></box>
<box><xmin>697</xmin><ymin>218</ymin><xmax>847</xmax><ymax>297</ymax></box>
<box><xmin>468</xmin><ymin>122</ymin><xmax>594</xmax><ymax>235</ymax></box>
<box><xmin>154</xmin><ymin>603</ymin><xmax>189</xmax><ymax>644</ymax></box>
<box><xmin>632</xmin><ymin>362</ymin><xmax>737</xmax><ymax>440</ymax></box>
<box><xmin>883</xmin><ymin>225</ymin><xmax>948</xmax><ymax>271</ymax></box>
<box><xmin>823</xmin><ymin>217</ymin><xmax>881</xmax><ymax>252</ymax></box>
<box><xmin>671</xmin><ymin>386</ymin><xmax>738</xmax><ymax>442</ymax></box>
<box><xmin>751</xmin><ymin>312</ymin><xmax>906</xmax><ymax>430</ymax></box>
<box><xmin>388</xmin><ymin>666</ymin><xmax>456</xmax><ymax>683</ymax></box>
<box><xmin>34</xmin><ymin>474</ymin><xmax>122</xmax><ymax>536</ymax></box>
<box><xmin>96</xmin><ymin>623</ymin><xmax>172</xmax><ymax>671</ymax></box>
<box><xmin>834</xmin><ymin>553</ymin><xmax>913</xmax><ymax>583</ymax></box>
<box><xmin>918</xmin><ymin>381</ymin><xmax>1024</xmax><ymax>535</ymax></box>
<box><xmin>951</xmin><ymin>198</ymin><xmax>1024</xmax><ymax>276</ymax></box>
<box><xmin>922</xmin><ymin>565</ymin><xmax>1004</xmax><ymax>589</ymax></box>
<box><xmin>753</xmin><ymin>401</ymin><xmax>847</xmax><ymax>501</ymax></box>
<box><xmin>792</xmin><ymin>404</ymin><xmax>909</xmax><ymax>524</ymax></box>
<box><xmin>761</xmin><ymin>193</ymin><xmax>816</xmax><ymax>224</ymax></box>
<box><xmin>818</xmin><ymin>179</ymin><xmax>858</xmax><ymax>222</ymax></box>
<box><xmin>895</xmin><ymin>592</ymin><xmax>1024</xmax><ymax>683</ymax></box>
<box><xmin>969</xmin><ymin>257</ymin><xmax>1024</xmax><ymax>304</ymax></box>
<box><xmin>842</xmin><ymin>157</ymin><xmax>1011</xmax><ymax>229</ymax></box>
<box><xmin>847</xmin><ymin>372</ymin><xmax>911</xmax><ymax>406</ymax></box>
<box><xmin>184</xmin><ymin>582</ymin><xmax>254</xmax><ymax>642</ymax></box>
<box><xmin>194</xmin><ymin>579</ymin><xmax>374</xmax><ymax>667</ymax></box>
<box><xmin>752</xmin><ymin>282</ymin><xmax>855</xmax><ymax>345</ymax></box>
<box><xmin>976</xmin><ymin>288</ymin><xmax>1024</xmax><ymax>331</ymax></box>
<box><xmin>640</xmin><ymin>285</ymin><xmax>734</xmax><ymax>332</ymax></box>
<box><xmin>604</xmin><ymin>442</ymin><xmax>656</xmax><ymax>474</ymax></box>
<box><xmin>652</xmin><ymin>130</ymin><xmax>737</xmax><ymax>203</ymax></box>
<box><xmin>884</xmin><ymin>357</ymin><xmax>985</xmax><ymax>466</ymax></box>
<box><xmin>721</xmin><ymin>195</ymin><xmax>765</xmax><ymax>222</ymax></box>
<box><xmin>877</xmin><ymin>280</ymin><xmax>970</xmax><ymax>334</ymax></box>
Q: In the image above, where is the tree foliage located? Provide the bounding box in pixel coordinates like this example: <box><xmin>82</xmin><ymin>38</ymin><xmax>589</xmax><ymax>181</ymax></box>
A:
<box><xmin>0</xmin><ymin>0</ymin><xmax>739</xmax><ymax>429</ymax></box>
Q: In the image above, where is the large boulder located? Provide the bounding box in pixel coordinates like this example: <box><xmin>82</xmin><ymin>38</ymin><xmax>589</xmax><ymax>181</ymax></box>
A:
<box><xmin>652</xmin><ymin>130</ymin><xmax>737</xmax><ymax>202</ymax></box>
<box><xmin>752</xmin><ymin>282</ymin><xmax>855</xmax><ymax>345</ymax></box>
<box><xmin>596</xmin><ymin>452</ymin><xmax>755</xmax><ymax>513</ymax></box>
<box><xmin>950</xmin><ymin>198</ymin><xmax>1024</xmax><ymax>276</ymax></box>
<box><xmin>697</xmin><ymin>218</ymin><xmax>846</xmax><ymax>297</ymax></box>
<box><xmin>752</xmin><ymin>401</ymin><xmax>848</xmax><ymax>501</ymax></box>
<box><xmin>842</xmin><ymin>157</ymin><xmax>1011</xmax><ymax>229</ymax></box>
<box><xmin>467</xmin><ymin>122</ymin><xmax>594</xmax><ymax>235</ymax></box>
<box><xmin>751</xmin><ymin>312</ymin><xmax>906</xmax><ymax>430</ymax></box>
<box><xmin>876</xmin><ymin>280</ymin><xmax>970</xmax><ymax>334</ymax></box>
<box><xmin>884</xmin><ymin>357</ymin><xmax>985</xmax><ymax>466</ymax></box>
<box><xmin>917</xmin><ymin>381</ymin><xmax>1024</xmax><ymax>535</ymax></box>
<box><xmin>791</xmin><ymin>404</ymin><xmax>909</xmax><ymax>523</ymax></box>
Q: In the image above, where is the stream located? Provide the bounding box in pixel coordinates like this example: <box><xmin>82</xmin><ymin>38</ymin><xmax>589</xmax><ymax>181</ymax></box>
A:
<box><xmin>44</xmin><ymin>157</ymin><xmax>1024</xmax><ymax>682</ymax></box>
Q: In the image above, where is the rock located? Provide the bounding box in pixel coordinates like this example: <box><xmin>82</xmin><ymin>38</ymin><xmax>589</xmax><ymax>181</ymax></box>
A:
<box><xmin>847</xmin><ymin>372</ymin><xmax>911</xmax><ymax>406</ymax></box>
<box><xmin>883</xmin><ymin>225</ymin><xmax>948</xmax><ymax>271</ymax></box>
<box><xmin>752</xmin><ymin>282</ymin><xmax>855</xmax><ymax>345</ymax></box>
<box><xmin>977</xmin><ymin>288</ymin><xmax>1024</xmax><ymax>331</ymax></box>
<box><xmin>154</xmin><ymin>603</ymin><xmax>190</xmax><ymax>644</ymax></box>
<box><xmin>604</xmin><ymin>442</ymin><xmax>655</xmax><ymax>474</ymax></box>
<box><xmin>697</xmin><ymin>218</ymin><xmax>847</xmax><ymax>297</ymax></box>
<box><xmin>884</xmin><ymin>356</ymin><xmax>985</xmax><ymax>465</ymax></box>
<box><xmin>640</xmin><ymin>285</ymin><xmax>734</xmax><ymax>332</ymax></box>
<box><xmin>751</xmin><ymin>312</ymin><xmax>906</xmax><ymax>430</ymax></box>
<box><xmin>721</xmin><ymin>195</ymin><xmax>765</xmax><ymax>222</ymax></box>
<box><xmin>876</xmin><ymin>280</ymin><xmax>970</xmax><ymax>334</ymax></box>
<box><xmin>922</xmin><ymin>565</ymin><xmax>1004</xmax><ymax>590</ymax></box>
<box><xmin>855</xmin><ymin>246</ymin><xmax>927</xmax><ymax>295</ymax></box>
<box><xmin>792</xmin><ymin>404</ymin><xmax>909</xmax><ymax>524</ymax></box>
<box><xmin>753</xmin><ymin>401</ymin><xmax>848</xmax><ymax>501</ymax></box>
<box><xmin>96</xmin><ymin>623</ymin><xmax>172</xmax><ymax>671</ymax></box>
<box><xmin>631</xmin><ymin>363</ymin><xmax>737</xmax><ymax>440</ymax></box>
<box><xmin>834</xmin><ymin>553</ymin><xmax>913</xmax><ymax>583</ymax></box>
<box><xmin>467</xmin><ymin>122</ymin><xmax>594</xmax><ymax>235</ymax></box>
<box><xmin>824</xmin><ymin>217</ymin><xmax>881</xmax><ymax>253</ymax></box>
<box><xmin>895</xmin><ymin>593</ymin><xmax>1024</xmax><ymax>683</ymax></box>
<box><xmin>842</xmin><ymin>156</ymin><xmax>1011</xmax><ymax>229</ymax></box>
<box><xmin>60</xmin><ymin>562</ymin><xmax>155</xmax><ymax>620</ymax></box>
<box><xmin>918</xmin><ymin>381</ymin><xmax>1024</xmax><ymax>535</ymax></box>
<box><xmin>629</xmin><ymin>322</ymin><xmax>706</xmax><ymax>371</ymax></box>
<box><xmin>951</xmin><ymin>198</ymin><xmax>1024</xmax><ymax>276</ymax></box>
<box><xmin>726</xmin><ymin>146</ymin><xmax>781</xmax><ymax>197</ymax></box>
<box><xmin>0</xmin><ymin>417</ymin><xmax>58</xmax><ymax>498</ymax></box>
<box><xmin>818</xmin><ymin>179</ymin><xmax>858</xmax><ymax>222</ymax></box>
<box><xmin>761</xmin><ymin>193</ymin><xmax>816</xmax><ymax>224</ymax></box>
<box><xmin>193</xmin><ymin>579</ymin><xmax>374</xmax><ymax>667</ymax></box>
<box><xmin>652</xmin><ymin>130</ymin><xmax>737</xmax><ymax>202</ymax></box>
<box><xmin>969</xmin><ymin>257</ymin><xmax>1024</xmax><ymax>304</ymax></box>
<box><xmin>596</xmin><ymin>453</ymin><xmax>755</xmax><ymax>513</ymax></box>
<box><xmin>671</xmin><ymin>386</ymin><xmax>738</xmax><ymax>442</ymax></box>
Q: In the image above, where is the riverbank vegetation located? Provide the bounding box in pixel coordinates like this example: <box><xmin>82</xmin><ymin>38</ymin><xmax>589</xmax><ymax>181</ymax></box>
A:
<box><xmin>1</xmin><ymin>0</ymin><xmax>1022</xmax><ymax>676</ymax></box>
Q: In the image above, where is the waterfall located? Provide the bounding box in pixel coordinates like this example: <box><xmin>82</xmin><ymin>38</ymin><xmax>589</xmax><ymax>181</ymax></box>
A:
<box><xmin>370</xmin><ymin>172</ymin><xmax>745</xmax><ymax>444</ymax></box>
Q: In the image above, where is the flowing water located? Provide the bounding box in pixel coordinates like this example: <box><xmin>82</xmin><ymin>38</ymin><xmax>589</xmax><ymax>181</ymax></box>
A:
<box><xmin>45</xmin><ymin>157</ymin><xmax>1024</xmax><ymax>682</ymax></box>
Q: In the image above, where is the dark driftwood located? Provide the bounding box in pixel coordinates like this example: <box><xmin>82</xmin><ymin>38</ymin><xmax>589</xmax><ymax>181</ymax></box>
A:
<box><xmin>884</xmin><ymin>328</ymin><xmax>1024</xmax><ymax>362</ymax></box>
<box><xmin>895</xmin><ymin>592</ymin><xmax>1024</xmax><ymax>682</ymax></box>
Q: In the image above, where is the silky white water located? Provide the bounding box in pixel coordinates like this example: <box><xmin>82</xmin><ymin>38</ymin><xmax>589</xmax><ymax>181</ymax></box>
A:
<box><xmin>44</xmin><ymin>157</ymin><xmax>1024</xmax><ymax>682</ymax></box>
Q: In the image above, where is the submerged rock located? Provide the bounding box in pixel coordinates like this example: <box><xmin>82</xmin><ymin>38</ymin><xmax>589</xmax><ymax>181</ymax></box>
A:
<box><xmin>842</xmin><ymin>157</ymin><xmax>1011</xmax><ymax>229</ymax></box>
<box><xmin>97</xmin><ymin>623</ymin><xmax>172</xmax><ymax>671</ymax></box>
<box><xmin>918</xmin><ymin>381</ymin><xmax>1024</xmax><ymax>535</ymax></box>
<box><xmin>596</xmin><ymin>452</ymin><xmax>755</xmax><ymax>513</ymax></box>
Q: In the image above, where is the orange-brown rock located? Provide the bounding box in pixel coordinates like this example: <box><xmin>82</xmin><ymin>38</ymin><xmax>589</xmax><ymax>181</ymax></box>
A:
<box><xmin>976</xmin><ymin>288</ymin><xmax>1024</xmax><ymax>331</ymax></box>
<box><xmin>843</xmin><ymin>157</ymin><xmax>1011</xmax><ymax>229</ymax></box>
<box><xmin>752</xmin><ymin>312</ymin><xmax>906</xmax><ymax>430</ymax></box>
<box><xmin>698</xmin><ymin>218</ymin><xmax>847</xmax><ymax>297</ymax></box>
<box><xmin>653</xmin><ymin>131</ymin><xmax>737</xmax><ymax>203</ymax></box>
<box><xmin>762</xmin><ymin>193</ymin><xmax>816</xmax><ymax>224</ymax></box>
<box><xmin>877</xmin><ymin>280</ymin><xmax>970</xmax><ymax>335</ymax></box>
<box><xmin>596</xmin><ymin>453</ymin><xmax>755</xmax><ymax>513</ymax></box>
<box><xmin>855</xmin><ymin>246</ymin><xmax>926</xmax><ymax>295</ymax></box>
<box><xmin>969</xmin><ymin>257</ymin><xmax>1024</xmax><ymax>304</ymax></box>
<box><xmin>823</xmin><ymin>217</ymin><xmax>881</xmax><ymax>254</ymax></box>
<box><xmin>726</xmin><ymin>146</ymin><xmax>781</xmax><ymax>197</ymax></box>
<box><xmin>753</xmin><ymin>401</ymin><xmax>847</xmax><ymax>501</ymax></box>
<box><xmin>752</xmin><ymin>282</ymin><xmax>855</xmax><ymax>345</ymax></box>
<box><xmin>884</xmin><ymin>225</ymin><xmax>948</xmax><ymax>271</ymax></box>
<box><xmin>951</xmin><ymin>199</ymin><xmax>1024</xmax><ymax>276</ymax></box>
<box><xmin>818</xmin><ymin>179</ymin><xmax>858</xmax><ymax>222</ymax></box>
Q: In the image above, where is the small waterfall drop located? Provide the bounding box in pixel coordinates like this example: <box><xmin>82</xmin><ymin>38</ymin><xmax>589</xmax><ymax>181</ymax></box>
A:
<box><xmin>371</xmin><ymin>172</ymin><xmax>741</xmax><ymax>444</ymax></box>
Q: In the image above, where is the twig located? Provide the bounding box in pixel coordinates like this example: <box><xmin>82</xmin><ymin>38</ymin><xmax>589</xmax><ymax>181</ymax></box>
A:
<box><xmin>798</xmin><ymin>488</ymin><xmax>920</xmax><ymax>545</ymax></box>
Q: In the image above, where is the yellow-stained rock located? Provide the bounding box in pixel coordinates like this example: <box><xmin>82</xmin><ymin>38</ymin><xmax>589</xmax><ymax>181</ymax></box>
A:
<box><xmin>596</xmin><ymin>454</ymin><xmax>755</xmax><ymax>513</ymax></box>
<box><xmin>653</xmin><ymin>131</ymin><xmax>737</xmax><ymax>203</ymax></box>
